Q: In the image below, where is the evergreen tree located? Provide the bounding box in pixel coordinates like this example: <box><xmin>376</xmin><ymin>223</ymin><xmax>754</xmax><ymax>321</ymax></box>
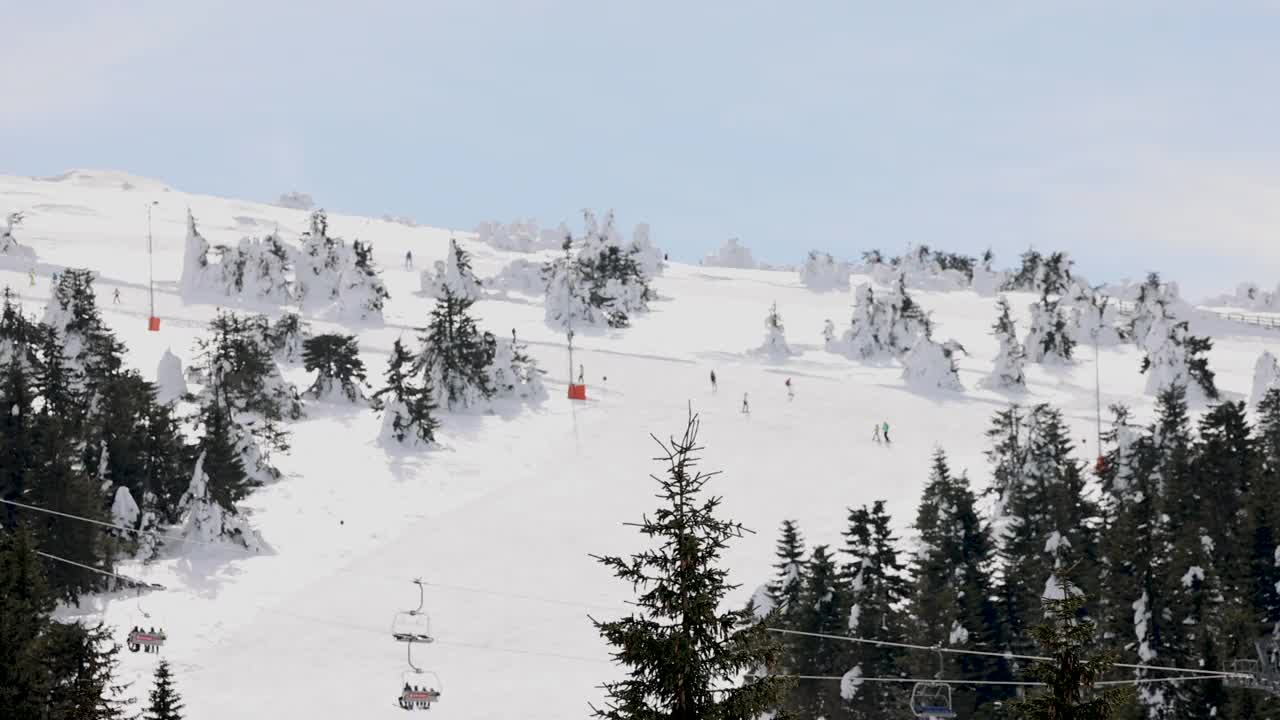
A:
<box><xmin>1249</xmin><ymin>389</ymin><xmax>1280</xmax><ymax>634</ymax></box>
<box><xmin>193</xmin><ymin>397</ymin><xmax>252</xmax><ymax>512</ymax></box>
<box><xmin>1096</xmin><ymin>404</ymin><xmax>1176</xmax><ymax>718</ymax></box>
<box><xmin>1024</xmin><ymin>293</ymin><xmax>1075</xmax><ymax>364</ymax></box>
<box><xmin>1192</xmin><ymin>401</ymin><xmax>1255</xmax><ymax>604</ymax></box>
<box><xmin>302</xmin><ymin>333</ymin><xmax>369</xmax><ymax>402</ymax></box>
<box><xmin>996</xmin><ymin>405</ymin><xmax>1100</xmax><ymax>661</ymax></box>
<box><xmin>985</xmin><ymin>296</ymin><xmax>1026</xmax><ymax>390</ymax></box>
<box><xmin>766</xmin><ymin>519</ymin><xmax>807</xmax><ymax>619</ymax></box>
<box><xmin>590</xmin><ymin>413</ymin><xmax>791</xmax><ymax>719</ymax></box>
<box><xmin>0</xmin><ymin>526</ymin><xmax>54</xmax><ymax>718</ymax></box>
<box><xmin>40</xmin><ymin>620</ymin><xmax>132</xmax><ymax>719</ymax></box>
<box><xmin>782</xmin><ymin>545</ymin><xmax>848</xmax><ymax>720</ymax></box>
<box><xmin>1039</xmin><ymin>251</ymin><xmax>1073</xmax><ymax>297</ymax></box>
<box><xmin>911</xmin><ymin>451</ymin><xmax>1011</xmax><ymax>717</ymax></box>
<box><xmin>145</xmin><ymin>659</ymin><xmax>185</xmax><ymax>720</ymax></box>
<box><xmin>1004</xmin><ymin>248</ymin><xmax>1043</xmax><ymax>291</ymax></box>
<box><xmin>140</xmin><ymin>398</ymin><xmax>194</xmax><ymax>526</ymax></box>
<box><xmin>840</xmin><ymin>501</ymin><xmax>910</xmax><ymax>719</ymax></box>
<box><xmin>0</xmin><ymin>357</ymin><xmax>36</xmax><ymax>528</ymax></box>
<box><xmin>373</xmin><ymin>338</ymin><xmax>439</xmax><ymax>445</ymax></box>
<box><xmin>417</xmin><ymin>278</ymin><xmax>495</xmax><ymax>410</ymax></box>
<box><xmin>1014</xmin><ymin>587</ymin><xmax>1131</xmax><ymax>720</ymax></box>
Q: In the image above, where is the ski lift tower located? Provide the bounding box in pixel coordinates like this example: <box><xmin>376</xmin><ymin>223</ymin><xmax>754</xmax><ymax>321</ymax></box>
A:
<box><xmin>147</xmin><ymin>201</ymin><xmax>160</xmax><ymax>332</ymax></box>
<box><xmin>565</xmin><ymin>253</ymin><xmax>586</xmax><ymax>401</ymax></box>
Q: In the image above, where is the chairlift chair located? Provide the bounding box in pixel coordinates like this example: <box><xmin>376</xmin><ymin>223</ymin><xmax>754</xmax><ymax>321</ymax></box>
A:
<box><xmin>910</xmin><ymin>682</ymin><xmax>956</xmax><ymax>719</ymax></box>
<box><xmin>125</xmin><ymin>583</ymin><xmax>167</xmax><ymax>654</ymax></box>
<box><xmin>396</xmin><ymin>640</ymin><xmax>443</xmax><ymax>710</ymax></box>
<box><xmin>391</xmin><ymin>579</ymin><xmax>435</xmax><ymax>643</ymax></box>
<box><xmin>1228</xmin><ymin>659</ymin><xmax>1261</xmax><ymax>688</ymax></box>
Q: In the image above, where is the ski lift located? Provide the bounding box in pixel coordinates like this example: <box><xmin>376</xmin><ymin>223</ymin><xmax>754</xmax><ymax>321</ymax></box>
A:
<box><xmin>910</xmin><ymin>648</ymin><xmax>956</xmax><ymax>719</ymax></box>
<box><xmin>1228</xmin><ymin>659</ymin><xmax>1261</xmax><ymax>688</ymax></box>
<box><xmin>125</xmin><ymin>583</ymin><xmax>167</xmax><ymax>654</ymax></box>
<box><xmin>396</xmin><ymin>641</ymin><xmax>443</xmax><ymax>710</ymax></box>
<box><xmin>391</xmin><ymin>579</ymin><xmax>435</xmax><ymax>643</ymax></box>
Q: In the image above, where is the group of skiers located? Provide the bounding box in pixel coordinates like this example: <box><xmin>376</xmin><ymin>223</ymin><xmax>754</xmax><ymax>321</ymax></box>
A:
<box><xmin>712</xmin><ymin>369</ymin><xmax>892</xmax><ymax>443</ymax></box>
<box><xmin>129</xmin><ymin>626</ymin><xmax>165</xmax><ymax>653</ymax></box>
<box><xmin>399</xmin><ymin>684</ymin><xmax>439</xmax><ymax>710</ymax></box>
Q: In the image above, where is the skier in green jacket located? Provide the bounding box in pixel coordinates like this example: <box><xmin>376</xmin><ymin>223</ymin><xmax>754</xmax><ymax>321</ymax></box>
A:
<box><xmin>882</xmin><ymin>421</ymin><xmax>891</xmax><ymax>444</ymax></box>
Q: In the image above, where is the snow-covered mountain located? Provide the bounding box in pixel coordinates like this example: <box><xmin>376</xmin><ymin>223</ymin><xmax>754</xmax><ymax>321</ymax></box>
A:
<box><xmin>1</xmin><ymin>169</ymin><xmax>1276</xmax><ymax>719</ymax></box>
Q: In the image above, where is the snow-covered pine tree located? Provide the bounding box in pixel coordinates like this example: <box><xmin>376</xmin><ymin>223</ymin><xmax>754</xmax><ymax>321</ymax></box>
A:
<box><xmin>840</xmin><ymin>501</ymin><xmax>910</xmax><ymax>719</ymax></box>
<box><xmin>1139</xmin><ymin>315</ymin><xmax>1218</xmax><ymax>400</ymax></box>
<box><xmin>827</xmin><ymin>283</ymin><xmax>889</xmax><ymax>360</ymax></box>
<box><xmin>265</xmin><ymin>312</ymin><xmax>310</xmax><ymax>364</ymax></box>
<box><xmin>883</xmin><ymin>273</ymin><xmax>932</xmax><ymax>351</ymax></box>
<box><xmin>43</xmin><ymin>268</ymin><xmax>127</xmax><ymax>398</ymax></box>
<box><xmin>1250</xmin><ymin>351</ymin><xmax>1280</xmax><ymax>407</ymax></box>
<box><xmin>909</xmin><ymin>451</ymin><xmax>1011</xmax><ymax>716</ymax></box>
<box><xmin>901</xmin><ymin>336</ymin><xmax>964</xmax><ymax>391</ymax></box>
<box><xmin>302</xmin><ymin>334</ymin><xmax>369</xmax><ymax>403</ymax></box>
<box><xmin>1023</xmin><ymin>292</ymin><xmax>1075</xmax><ymax>364</ymax></box>
<box><xmin>145</xmin><ymin>659</ymin><xmax>185</xmax><ymax>720</ymax></box>
<box><xmin>420</xmin><ymin>238</ymin><xmax>483</xmax><ymax>301</ymax></box>
<box><xmin>1003</xmin><ymin>248</ymin><xmax>1043</xmax><ymax>291</ymax></box>
<box><xmin>590</xmin><ymin>413</ymin><xmax>790</xmax><ymax>719</ymax></box>
<box><xmin>180</xmin><ymin>209</ymin><xmax>212</xmax><ymax>299</ymax></box>
<box><xmin>1038</xmin><ymin>251</ymin><xmax>1073</xmax><ymax>297</ymax></box>
<box><xmin>983</xmin><ymin>296</ymin><xmax>1026</xmax><ymax>391</ymax></box>
<box><xmin>0</xmin><ymin>286</ymin><xmax>37</xmax><ymax>365</ymax></box>
<box><xmin>799</xmin><ymin>250</ymin><xmax>851</xmax><ymax>291</ymax></box>
<box><xmin>192</xmin><ymin>310</ymin><xmax>301</xmax><ymax>480</ymax></box>
<box><xmin>0</xmin><ymin>211</ymin><xmax>36</xmax><ymax>262</ymax></box>
<box><xmin>749</xmin><ymin>302</ymin><xmax>797</xmax><ymax>360</ymax></box>
<box><xmin>374</xmin><ymin>338</ymin><xmax>439</xmax><ymax>446</ymax></box>
<box><xmin>780</xmin><ymin>545</ymin><xmax>849</xmax><ymax>719</ymax></box>
<box><xmin>486</xmin><ymin>332</ymin><xmax>545</xmax><ymax>403</ymax></box>
<box><xmin>416</xmin><ymin>275</ymin><xmax>495</xmax><ymax>411</ymax></box>
<box><xmin>178</xmin><ymin>447</ymin><xmax>263</xmax><ymax>550</ymax></box>
<box><xmin>543</xmin><ymin>211</ymin><xmax>653</xmax><ymax>329</ymax></box>
<box><xmin>295</xmin><ymin>209</ymin><xmax>388</xmax><ymax>322</ymax></box>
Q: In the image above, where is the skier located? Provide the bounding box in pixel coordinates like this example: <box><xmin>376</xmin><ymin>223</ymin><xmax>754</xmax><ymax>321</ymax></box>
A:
<box><xmin>872</xmin><ymin>424</ymin><xmax>882</xmax><ymax>443</ymax></box>
<box><xmin>112</xmin><ymin>288</ymin><xmax>121</xmax><ymax>304</ymax></box>
<box><xmin>710</xmin><ymin>370</ymin><xmax>717</xmax><ymax>392</ymax></box>
<box><xmin>785</xmin><ymin>377</ymin><xmax>794</xmax><ymax>399</ymax></box>
<box><xmin>882</xmin><ymin>420</ymin><xmax>891</xmax><ymax>444</ymax></box>
<box><xmin>577</xmin><ymin>364</ymin><xmax>584</xmax><ymax>384</ymax></box>
<box><xmin>27</xmin><ymin>269</ymin><xmax>34</xmax><ymax>287</ymax></box>
<box><xmin>741</xmin><ymin>392</ymin><xmax>750</xmax><ymax>414</ymax></box>
<box><xmin>405</xmin><ymin>250</ymin><xmax>414</xmax><ymax>269</ymax></box>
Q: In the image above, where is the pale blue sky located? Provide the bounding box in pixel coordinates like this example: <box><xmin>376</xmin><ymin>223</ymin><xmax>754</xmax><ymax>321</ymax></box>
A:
<box><xmin>3</xmin><ymin>1</ymin><xmax>1279</xmax><ymax>297</ymax></box>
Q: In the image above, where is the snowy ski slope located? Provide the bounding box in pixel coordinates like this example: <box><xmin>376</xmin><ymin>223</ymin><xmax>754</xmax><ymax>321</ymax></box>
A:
<box><xmin>1</xmin><ymin>169</ymin><xmax>1276</xmax><ymax>719</ymax></box>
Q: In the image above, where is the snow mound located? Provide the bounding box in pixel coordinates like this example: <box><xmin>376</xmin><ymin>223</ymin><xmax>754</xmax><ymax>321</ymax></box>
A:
<box><xmin>1253</xmin><ymin>351</ymin><xmax>1280</xmax><ymax>407</ymax></box>
<box><xmin>487</xmin><ymin>258</ymin><xmax>546</xmax><ymax>296</ymax></box>
<box><xmin>901</xmin><ymin>337</ymin><xmax>963</xmax><ymax>392</ymax></box>
<box><xmin>798</xmin><ymin>250</ymin><xmax>851</xmax><ymax>291</ymax></box>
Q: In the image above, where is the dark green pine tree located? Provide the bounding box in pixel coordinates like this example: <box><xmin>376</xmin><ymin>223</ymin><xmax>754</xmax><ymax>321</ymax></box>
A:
<box><xmin>373</xmin><ymin>338</ymin><xmax>439</xmax><ymax>445</ymax></box>
<box><xmin>1004</xmin><ymin>248</ymin><xmax>1043</xmax><ymax>291</ymax></box>
<box><xmin>1095</xmin><ymin>404</ymin><xmax>1175</xmax><ymax>720</ymax></box>
<box><xmin>1183</xmin><ymin>330</ymin><xmax>1218</xmax><ymax>400</ymax></box>
<box><xmin>590</xmin><ymin>413</ymin><xmax>791</xmax><ymax>720</ymax></box>
<box><xmin>1249</xmin><ymin>389</ymin><xmax>1280</xmax><ymax>636</ymax></box>
<box><xmin>140</xmin><ymin>399</ymin><xmax>195</xmax><ymax>526</ymax></box>
<box><xmin>81</xmin><ymin>371</ymin><xmax>153</xmax><ymax>505</ymax></box>
<box><xmin>302</xmin><ymin>333</ymin><xmax>368</xmax><ymax>402</ymax></box>
<box><xmin>766</xmin><ymin>519</ymin><xmax>807</xmax><ymax>620</ymax></box>
<box><xmin>1191</xmin><ymin>401</ymin><xmax>1255</xmax><ymax>604</ymax></box>
<box><xmin>0</xmin><ymin>285</ymin><xmax>38</xmax><ymax>354</ymax></box>
<box><xmin>1014</xmin><ymin>587</ymin><xmax>1131</xmax><ymax>720</ymax></box>
<box><xmin>145</xmin><ymin>659</ymin><xmax>185</xmax><ymax>720</ymax></box>
<box><xmin>0</xmin><ymin>526</ymin><xmax>55</xmax><ymax>718</ymax></box>
<box><xmin>782</xmin><ymin>545</ymin><xmax>849</xmax><ymax>720</ymax></box>
<box><xmin>840</xmin><ymin>501</ymin><xmax>909</xmax><ymax>719</ymax></box>
<box><xmin>39</xmin><ymin>620</ymin><xmax>132</xmax><ymax>719</ymax></box>
<box><xmin>911</xmin><ymin>451</ymin><xmax>1011</xmax><ymax>718</ymax></box>
<box><xmin>27</xmin><ymin>388</ymin><xmax>114</xmax><ymax>601</ymax></box>
<box><xmin>417</xmin><ymin>284</ymin><xmax>495</xmax><ymax>411</ymax></box>
<box><xmin>985</xmin><ymin>404</ymin><xmax>1028</xmax><ymax>519</ymax></box>
<box><xmin>0</xmin><ymin>357</ymin><xmax>37</xmax><ymax>528</ymax></box>
<box><xmin>351</xmin><ymin>239</ymin><xmax>390</xmax><ymax>313</ymax></box>
<box><xmin>1158</xmin><ymin>386</ymin><xmax>1228</xmax><ymax>719</ymax></box>
<box><xmin>1039</xmin><ymin>251</ymin><xmax>1073</xmax><ymax>297</ymax></box>
<box><xmin>998</xmin><ymin>405</ymin><xmax>1100</xmax><ymax>657</ymax></box>
<box><xmin>194</xmin><ymin>397</ymin><xmax>252</xmax><ymax>512</ymax></box>
<box><xmin>32</xmin><ymin>323</ymin><xmax>86</xmax><ymax>435</ymax></box>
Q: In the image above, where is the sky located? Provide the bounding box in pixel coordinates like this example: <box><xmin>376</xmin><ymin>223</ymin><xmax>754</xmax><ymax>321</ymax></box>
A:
<box><xmin>2</xmin><ymin>1</ymin><xmax>1279</xmax><ymax>298</ymax></box>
